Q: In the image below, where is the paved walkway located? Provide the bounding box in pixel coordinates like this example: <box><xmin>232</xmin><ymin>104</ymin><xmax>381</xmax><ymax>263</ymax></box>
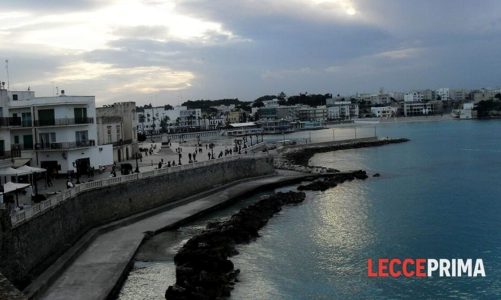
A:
<box><xmin>38</xmin><ymin>171</ymin><xmax>309</xmax><ymax>300</ymax></box>
<box><xmin>36</xmin><ymin>140</ymin><xmax>261</xmax><ymax>196</ymax></box>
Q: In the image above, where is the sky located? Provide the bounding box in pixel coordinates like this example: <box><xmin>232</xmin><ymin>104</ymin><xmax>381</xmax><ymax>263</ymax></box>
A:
<box><xmin>1</xmin><ymin>0</ymin><xmax>501</xmax><ymax>106</ymax></box>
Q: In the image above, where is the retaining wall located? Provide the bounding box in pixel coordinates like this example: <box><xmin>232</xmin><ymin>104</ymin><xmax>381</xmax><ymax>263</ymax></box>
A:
<box><xmin>0</xmin><ymin>156</ymin><xmax>274</xmax><ymax>288</ymax></box>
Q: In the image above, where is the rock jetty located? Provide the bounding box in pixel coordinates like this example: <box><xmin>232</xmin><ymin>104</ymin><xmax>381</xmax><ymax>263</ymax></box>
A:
<box><xmin>277</xmin><ymin>138</ymin><xmax>409</xmax><ymax>170</ymax></box>
<box><xmin>298</xmin><ymin>170</ymin><xmax>369</xmax><ymax>191</ymax></box>
<box><xmin>165</xmin><ymin>191</ymin><xmax>306</xmax><ymax>300</ymax></box>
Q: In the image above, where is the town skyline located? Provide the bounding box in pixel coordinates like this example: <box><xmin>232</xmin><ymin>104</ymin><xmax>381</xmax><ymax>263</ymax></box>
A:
<box><xmin>1</xmin><ymin>1</ymin><xmax>501</xmax><ymax>105</ymax></box>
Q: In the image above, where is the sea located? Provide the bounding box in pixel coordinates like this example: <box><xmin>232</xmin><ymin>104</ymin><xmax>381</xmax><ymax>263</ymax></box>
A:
<box><xmin>118</xmin><ymin>119</ymin><xmax>501</xmax><ymax>299</ymax></box>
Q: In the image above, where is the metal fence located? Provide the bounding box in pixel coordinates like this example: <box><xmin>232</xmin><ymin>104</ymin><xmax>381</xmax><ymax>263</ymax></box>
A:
<box><xmin>9</xmin><ymin>142</ymin><xmax>267</xmax><ymax>227</ymax></box>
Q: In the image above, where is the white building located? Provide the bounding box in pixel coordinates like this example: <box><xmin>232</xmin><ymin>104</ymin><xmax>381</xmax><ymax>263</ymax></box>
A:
<box><xmin>403</xmin><ymin>102</ymin><xmax>435</xmax><ymax>116</ymax></box>
<box><xmin>437</xmin><ymin>88</ymin><xmax>450</xmax><ymax>101</ymax></box>
<box><xmin>0</xmin><ymin>88</ymin><xmax>113</xmax><ymax>175</ymax></box>
<box><xmin>97</xmin><ymin>102</ymin><xmax>138</xmax><ymax>162</ymax></box>
<box><xmin>136</xmin><ymin>105</ymin><xmax>187</xmax><ymax>134</ymax></box>
<box><xmin>326</xmin><ymin>100</ymin><xmax>359</xmax><ymax>120</ymax></box>
<box><xmin>179</xmin><ymin>108</ymin><xmax>203</xmax><ymax>128</ymax></box>
<box><xmin>404</xmin><ymin>92</ymin><xmax>424</xmax><ymax>102</ymax></box>
<box><xmin>371</xmin><ymin>106</ymin><xmax>398</xmax><ymax>118</ymax></box>
<box><xmin>262</xmin><ymin>99</ymin><xmax>280</xmax><ymax>107</ymax></box>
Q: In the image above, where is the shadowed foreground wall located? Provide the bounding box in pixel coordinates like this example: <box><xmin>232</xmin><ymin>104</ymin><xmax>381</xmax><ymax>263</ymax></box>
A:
<box><xmin>0</xmin><ymin>156</ymin><xmax>274</xmax><ymax>288</ymax></box>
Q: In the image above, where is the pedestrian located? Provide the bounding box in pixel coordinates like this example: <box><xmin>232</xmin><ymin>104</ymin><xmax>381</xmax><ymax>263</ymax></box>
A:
<box><xmin>188</xmin><ymin>153</ymin><xmax>192</xmax><ymax>163</ymax></box>
<box><xmin>46</xmin><ymin>174</ymin><xmax>53</xmax><ymax>187</ymax></box>
<box><xmin>206</xmin><ymin>144</ymin><xmax>208</xmax><ymax>150</ymax></box>
<box><xmin>208</xmin><ymin>152</ymin><xmax>211</xmax><ymax>160</ymax></box>
<box><xmin>158</xmin><ymin>161</ymin><xmax>162</xmax><ymax>169</ymax></box>
<box><xmin>178</xmin><ymin>152</ymin><xmax>182</xmax><ymax>165</ymax></box>
<box><xmin>218</xmin><ymin>151</ymin><xmax>223</xmax><ymax>158</ymax></box>
<box><xmin>66</xmin><ymin>179</ymin><xmax>74</xmax><ymax>189</ymax></box>
<box><xmin>193</xmin><ymin>152</ymin><xmax>197</xmax><ymax>162</ymax></box>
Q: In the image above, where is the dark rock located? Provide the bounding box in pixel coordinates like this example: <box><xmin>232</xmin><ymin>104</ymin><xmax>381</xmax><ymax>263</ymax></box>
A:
<box><xmin>166</xmin><ymin>191</ymin><xmax>306</xmax><ymax>299</ymax></box>
<box><xmin>373</xmin><ymin>173</ymin><xmax>380</xmax><ymax>177</ymax></box>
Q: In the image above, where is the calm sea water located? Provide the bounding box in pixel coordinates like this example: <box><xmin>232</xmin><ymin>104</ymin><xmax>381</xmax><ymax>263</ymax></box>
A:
<box><xmin>119</xmin><ymin>120</ymin><xmax>501</xmax><ymax>299</ymax></box>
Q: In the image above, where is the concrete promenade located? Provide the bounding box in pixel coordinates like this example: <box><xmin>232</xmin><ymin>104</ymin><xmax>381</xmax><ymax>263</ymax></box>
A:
<box><xmin>37</xmin><ymin>170</ymin><xmax>311</xmax><ymax>300</ymax></box>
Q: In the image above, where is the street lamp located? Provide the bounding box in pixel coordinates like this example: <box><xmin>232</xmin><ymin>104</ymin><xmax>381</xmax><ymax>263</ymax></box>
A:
<box><xmin>135</xmin><ymin>153</ymin><xmax>140</xmax><ymax>173</ymax></box>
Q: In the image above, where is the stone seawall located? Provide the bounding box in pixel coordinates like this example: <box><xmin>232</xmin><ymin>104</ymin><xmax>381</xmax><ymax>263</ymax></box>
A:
<box><xmin>0</xmin><ymin>156</ymin><xmax>274</xmax><ymax>289</ymax></box>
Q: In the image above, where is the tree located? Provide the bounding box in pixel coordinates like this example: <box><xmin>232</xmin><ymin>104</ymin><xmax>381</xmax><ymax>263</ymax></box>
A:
<box><xmin>160</xmin><ymin>116</ymin><xmax>170</xmax><ymax>132</ymax></box>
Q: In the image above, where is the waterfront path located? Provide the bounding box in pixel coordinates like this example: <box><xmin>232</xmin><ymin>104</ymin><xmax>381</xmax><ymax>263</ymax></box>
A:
<box><xmin>36</xmin><ymin>170</ymin><xmax>312</xmax><ymax>300</ymax></box>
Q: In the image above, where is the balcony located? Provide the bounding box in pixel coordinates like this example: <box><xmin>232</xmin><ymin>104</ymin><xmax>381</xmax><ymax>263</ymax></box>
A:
<box><xmin>34</xmin><ymin>117</ymin><xmax>94</xmax><ymax>127</ymax></box>
<box><xmin>0</xmin><ymin>117</ymin><xmax>22</xmax><ymax>127</ymax></box>
<box><xmin>0</xmin><ymin>150</ymin><xmax>13</xmax><ymax>159</ymax></box>
<box><xmin>35</xmin><ymin>140</ymin><xmax>96</xmax><ymax>150</ymax></box>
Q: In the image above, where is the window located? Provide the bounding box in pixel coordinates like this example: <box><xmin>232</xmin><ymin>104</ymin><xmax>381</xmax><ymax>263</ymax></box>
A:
<box><xmin>23</xmin><ymin>135</ymin><xmax>33</xmax><ymax>149</ymax></box>
<box><xmin>39</xmin><ymin>132</ymin><xmax>56</xmax><ymax>147</ymax></box>
<box><xmin>14</xmin><ymin>136</ymin><xmax>19</xmax><ymax>144</ymax></box>
<box><xmin>75</xmin><ymin>130</ymin><xmax>88</xmax><ymax>146</ymax></box>
<box><xmin>0</xmin><ymin>140</ymin><xmax>4</xmax><ymax>156</ymax></box>
<box><xmin>21</xmin><ymin>112</ymin><xmax>32</xmax><ymax>127</ymax></box>
<box><xmin>12</xmin><ymin>94</ymin><xmax>18</xmax><ymax>101</ymax></box>
<box><xmin>107</xmin><ymin>126</ymin><xmax>112</xmax><ymax>143</ymax></box>
<box><xmin>74</xmin><ymin>107</ymin><xmax>88</xmax><ymax>123</ymax></box>
<box><xmin>116</xmin><ymin>125</ymin><xmax>121</xmax><ymax>140</ymax></box>
<box><xmin>38</xmin><ymin>109</ymin><xmax>55</xmax><ymax>126</ymax></box>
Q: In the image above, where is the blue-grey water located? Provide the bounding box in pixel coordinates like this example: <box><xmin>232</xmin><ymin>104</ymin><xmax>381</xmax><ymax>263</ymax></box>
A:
<box><xmin>119</xmin><ymin>120</ymin><xmax>501</xmax><ymax>299</ymax></box>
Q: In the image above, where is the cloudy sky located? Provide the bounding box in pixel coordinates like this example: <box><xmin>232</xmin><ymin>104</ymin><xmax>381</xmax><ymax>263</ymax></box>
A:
<box><xmin>1</xmin><ymin>0</ymin><xmax>501</xmax><ymax>106</ymax></box>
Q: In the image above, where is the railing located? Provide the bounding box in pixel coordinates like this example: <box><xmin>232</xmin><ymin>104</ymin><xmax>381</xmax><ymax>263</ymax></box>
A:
<box><xmin>0</xmin><ymin>150</ymin><xmax>12</xmax><ymax>159</ymax></box>
<box><xmin>112</xmin><ymin>139</ymin><xmax>134</xmax><ymax>147</ymax></box>
<box><xmin>9</xmin><ymin>142</ymin><xmax>269</xmax><ymax>227</ymax></box>
<box><xmin>0</xmin><ymin>117</ymin><xmax>22</xmax><ymax>127</ymax></box>
<box><xmin>34</xmin><ymin>117</ymin><xmax>94</xmax><ymax>127</ymax></box>
<box><xmin>35</xmin><ymin>140</ymin><xmax>96</xmax><ymax>150</ymax></box>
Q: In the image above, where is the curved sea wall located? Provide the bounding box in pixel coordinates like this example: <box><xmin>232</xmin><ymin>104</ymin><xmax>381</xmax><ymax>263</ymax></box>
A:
<box><xmin>0</xmin><ymin>156</ymin><xmax>274</xmax><ymax>289</ymax></box>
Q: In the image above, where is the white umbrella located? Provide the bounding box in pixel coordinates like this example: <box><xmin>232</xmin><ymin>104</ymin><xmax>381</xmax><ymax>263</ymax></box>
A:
<box><xmin>2</xmin><ymin>182</ymin><xmax>30</xmax><ymax>194</ymax></box>
<box><xmin>17</xmin><ymin>165</ymin><xmax>46</xmax><ymax>173</ymax></box>
<box><xmin>0</xmin><ymin>167</ymin><xmax>32</xmax><ymax>176</ymax></box>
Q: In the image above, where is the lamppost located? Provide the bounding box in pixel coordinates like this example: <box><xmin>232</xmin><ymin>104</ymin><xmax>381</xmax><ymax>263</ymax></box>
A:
<box><xmin>135</xmin><ymin>153</ymin><xmax>140</xmax><ymax>173</ymax></box>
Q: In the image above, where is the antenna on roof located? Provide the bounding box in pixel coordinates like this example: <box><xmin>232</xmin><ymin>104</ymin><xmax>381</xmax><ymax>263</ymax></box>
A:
<box><xmin>5</xmin><ymin>59</ymin><xmax>10</xmax><ymax>90</ymax></box>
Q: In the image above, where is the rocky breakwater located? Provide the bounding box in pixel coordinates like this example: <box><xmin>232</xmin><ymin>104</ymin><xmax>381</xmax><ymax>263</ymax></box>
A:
<box><xmin>165</xmin><ymin>191</ymin><xmax>306</xmax><ymax>300</ymax></box>
<box><xmin>275</xmin><ymin>138</ymin><xmax>409</xmax><ymax>172</ymax></box>
<box><xmin>298</xmin><ymin>170</ymin><xmax>368</xmax><ymax>191</ymax></box>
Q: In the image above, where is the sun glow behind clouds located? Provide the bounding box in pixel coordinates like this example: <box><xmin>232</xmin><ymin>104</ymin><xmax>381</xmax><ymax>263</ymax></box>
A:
<box><xmin>310</xmin><ymin>0</ymin><xmax>357</xmax><ymax>16</ymax></box>
<box><xmin>48</xmin><ymin>62</ymin><xmax>195</xmax><ymax>93</ymax></box>
<box><xmin>2</xmin><ymin>0</ymin><xmax>236</xmax><ymax>51</ymax></box>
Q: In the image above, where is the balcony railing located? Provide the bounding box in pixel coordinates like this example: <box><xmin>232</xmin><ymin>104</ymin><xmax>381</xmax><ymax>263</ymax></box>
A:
<box><xmin>111</xmin><ymin>139</ymin><xmax>133</xmax><ymax>147</ymax></box>
<box><xmin>0</xmin><ymin>150</ymin><xmax>12</xmax><ymax>159</ymax></box>
<box><xmin>0</xmin><ymin>117</ymin><xmax>22</xmax><ymax>127</ymax></box>
<box><xmin>35</xmin><ymin>140</ymin><xmax>96</xmax><ymax>150</ymax></box>
<box><xmin>34</xmin><ymin>117</ymin><xmax>94</xmax><ymax>127</ymax></box>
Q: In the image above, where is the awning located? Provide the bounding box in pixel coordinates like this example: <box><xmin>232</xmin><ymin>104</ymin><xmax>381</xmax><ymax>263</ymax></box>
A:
<box><xmin>0</xmin><ymin>167</ymin><xmax>32</xmax><ymax>176</ymax></box>
<box><xmin>17</xmin><ymin>165</ymin><xmax>46</xmax><ymax>174</ymax></box>
<box><xmin>2</xmin><ymin>182</ymin><xmax>30</xmax><ymax>194</ymax></box>
<box><xmin>12</xmin><ymin>158</ymin><xmax>31</xmax><ymax>168</ymax></box>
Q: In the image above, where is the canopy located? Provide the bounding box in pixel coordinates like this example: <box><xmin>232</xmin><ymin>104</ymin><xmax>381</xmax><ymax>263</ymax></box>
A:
<box><xmin>2</xmin><ymin>182</ymin><xmax>30</xmax><ymax>194</ymax></box>
<box><xmin>0</xmin><ymin>167</ymin><xmax>32</xmax><ymax>176</ymax></box>
<box><xmin>17</xmin><ymin>165</ymin><xmax>46</xmax><ymax>174</ymax></box>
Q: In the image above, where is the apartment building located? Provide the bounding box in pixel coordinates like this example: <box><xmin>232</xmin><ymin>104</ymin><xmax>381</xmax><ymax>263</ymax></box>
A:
<box><xmin>97</xmin><ymin>102</ymin><xmax>138</xmax><ymax>162</ymax></box>
<box><xmin>0</xmin><ymin>88</ymin><xmax>113</xmax><ymax>175</ymax></box>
